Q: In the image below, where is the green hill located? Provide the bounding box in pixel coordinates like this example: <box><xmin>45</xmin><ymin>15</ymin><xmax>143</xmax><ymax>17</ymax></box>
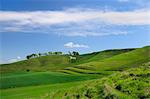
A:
<box><xmin>0</xmin><ymin>55</ymin><xmax>71</xmax><ymax>73</ymax></box>
<box><xmin>75</xmin><ymin>48</ymin><xmax>135</xmax><ymax>64</ymax></box>
<box><xmin>0</xmin><ymin>46</ymin><xmax>149</xmax><ymax>99</ymax></box>
<box><xmin>0</xmin><ymin>48</ymin><xmax>134</xmax><ymax>73</ymax></box>
<box><xmin>61</xmin><ymin>46</ymin><xmax>149</xmax><ymax>74</ymax></box>
<box><xmin>46</xmin><ymin>62</ymin><xmax>150</xmax><ymax>99</ymax></box>
<box><xmin>1</xmin><ymin>48</ymin><xmax>133</xmax><ymax>89</ymax></box>
<box><xmin>1</xmin><ymin>62</ymin><xmax>149</xmax><ymax>99</ymax></box>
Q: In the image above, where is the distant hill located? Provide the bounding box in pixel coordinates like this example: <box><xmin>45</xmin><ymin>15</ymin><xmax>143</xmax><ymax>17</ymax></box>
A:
<box><xmin>60</xmin><ymin>46</ymin><xmax>149</xmax><ymax>74</ymax></box>
<box><xmin>0</xmin><ymin>55</ymin><xmax>71</xmax><ymax>73</ymax></box>
<box><xmin>75</xmin><ymin>48</ymin><xmax>135</xmax><ymax>64</ymax></box>
<box><xmin>0</xmin><ymin>48</ymin><xmax>135</xmax><ymax>73</ymax></box>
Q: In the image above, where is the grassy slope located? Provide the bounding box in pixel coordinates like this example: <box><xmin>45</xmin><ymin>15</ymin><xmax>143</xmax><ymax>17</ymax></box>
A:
<box><xmin>77</xmin><ymin>46</ymin><xmax>150</xmax><ymax>71</ymax></box>
<box><xmin>0</xmin><ymin>55</ymin><xmax>71</xmax><ymax>73</ymax></box>
<box><xmin>75</xmin><ymin>48</ymin><xmax>135</xmax><ymax>64</ymax></box>
<box><xmin>59</xmin><ymin>46</ymin><xmax>149</xmax><ymax>75</ymax></box>
<box><xmin>48</xmin><ymin>62</ymin><xmax>150</xmax><ymax>99</ymax></box>
<box><xmin>0</xmin><ymin>71</ymin><xmax>102</xmax><ymax>89</ymax></box>
<box><xmin>1</xmin><ymin>63</ymin><xmax>149</xmax><ymax>99</ymax></box>
<box><xmin>0</xmin><ymin>46</ymin><xmax>149</xmax><ymax>99</ymax></box>
<box><xmin>0</xmin><ymin>81</ymin><xmax>87</xmax><ymax>99</ymax></box>
<box><xmin>0</xmin><ymin>48</ymin><xmax>133</xmax><ymax>73</ymax></box>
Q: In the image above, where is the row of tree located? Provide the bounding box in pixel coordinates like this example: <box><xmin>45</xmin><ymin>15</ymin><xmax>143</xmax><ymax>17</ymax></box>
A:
<box><xmin>68</xmin><ymin>51</ymin><xmax>79</xmax><ymax>56</ymax></box>
<box><xmin>26</xmin><ymin>51</ymin><xmax>63</xmax><ymax>59</ymax></box>
<box><xmin>26</xmin><ymin>51</ymin><xmax>80</xmax><ymax>60</ymax></box>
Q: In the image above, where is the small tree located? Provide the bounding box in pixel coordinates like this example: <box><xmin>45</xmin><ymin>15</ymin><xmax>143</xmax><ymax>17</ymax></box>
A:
<box><xmin>26</xmin><ymin>55</ymin><xmax>30</xmax><ymax>59</ymax></box>
<box><xmin>57</xmin><ymin>52</ymin><xmax>63</xmax><ymax>55</ymax></box>
<box><xmin>48</xmin><ymin>52</ymin><xmax>53</xmax><ymax>55</ymax></box>
<box><xmin>38</xmin><ymin>53</ymin><xmax>41</xmax><ymax>56</ymax></box>
<box><xmin>72</xmin><ymin>51</ymin><xmax>79</xmax><ymax>56</ymax></box>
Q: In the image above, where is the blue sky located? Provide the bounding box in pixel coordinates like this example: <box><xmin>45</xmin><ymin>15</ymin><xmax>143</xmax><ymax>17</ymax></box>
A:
<box><xmin>0</xmin><ymin>0</ymin><xmax>150</xmax><ymax>64</ymax></box>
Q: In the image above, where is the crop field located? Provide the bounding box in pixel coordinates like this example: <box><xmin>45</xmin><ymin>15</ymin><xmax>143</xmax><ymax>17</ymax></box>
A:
<box><xmin>1</xmin><ymin>81</ymin><xmax>86</xmax><ymax>99</ymax></box>
<box><xmin>0</xmin><ymin>71</ymin><xmax>102</xmax><ymax>89</ymax></box>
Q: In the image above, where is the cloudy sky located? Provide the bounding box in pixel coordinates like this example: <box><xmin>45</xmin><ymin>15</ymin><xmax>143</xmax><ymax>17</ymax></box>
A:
<box><xmin>0</xmin><ymin>0</ymin><xmax>150</xmax><ymax>63</ymax></box>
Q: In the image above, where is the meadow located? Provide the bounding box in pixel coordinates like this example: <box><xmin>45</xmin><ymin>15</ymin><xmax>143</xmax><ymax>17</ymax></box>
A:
<box><xmin>0</xmin><ymin>46</ymin><xmax>150</xmax><ymax>99</ymax></box>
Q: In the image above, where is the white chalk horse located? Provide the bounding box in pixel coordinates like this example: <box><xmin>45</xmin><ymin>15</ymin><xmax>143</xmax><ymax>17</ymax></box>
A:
<box><xmin>69</xmin><ymin>56</ymin><xmax>77</xmax><ymax>60</ymax></box>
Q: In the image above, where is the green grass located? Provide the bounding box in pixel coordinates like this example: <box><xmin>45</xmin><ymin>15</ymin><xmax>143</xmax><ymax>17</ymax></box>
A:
<box><xmin>1</xmin><ymin>63</ymin><xmax>149</xmax><ymax>99</ymax></box>
<box><xmin>0</xmin><ymin>71</ymin><xmax>101</xmax><ymax>89</ymax></box>
<box><xmin>0</xmin><ymin>81</ymin><xmax>88</xmax><ymax>99</ymax></box>
<box><xmin>77</xmin><ymin>46</ymin><xmax>150</xmax><ymax>71</ymax></box>
<box><xmin>0</xmin><ymin>55</ymin><xmax>72</xmax><ymax>73</ymax></box>
<box><xmin>47</xmin><ymin>62</ymin><xmax>150</xmax><ymax>99</ymax></box>
<box><xmin>0</xmin><ymin>48</ymin><xmax>134</xmax><ymax>73</ymax></box>
<box><xmin>75</xmin><ymin>48</ymin><xmax>135</xmax><ymax>64</ymax></box>
<box><xmin>0</xmin><ymin>46</ymin><xmax>149</xmax><ymax>99</ymax></box>
<box><xmin>58</xmin><ymin>46</ymin><xmax>149</xmax><ymax>75</ymax></box>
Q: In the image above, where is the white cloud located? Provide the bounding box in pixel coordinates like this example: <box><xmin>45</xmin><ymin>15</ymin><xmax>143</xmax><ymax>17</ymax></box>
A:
<box><xmin>17</xmin><ymin>56</ymin><xmax>21</xmax><ymax>60</ymax></box>
<box><xmin>0</xmin><ymin>8</ymin><xmax>150</xmax><ymax>36</ymax></box>
<box><xmin>64</xmin><ymin>42</ymin><xmax>89</xmax><ymax>48</ymax></box>
<box><xmin>0</xmin><ymin>9</ymin><xmax>149</xmax><ymax>26</ymax></box>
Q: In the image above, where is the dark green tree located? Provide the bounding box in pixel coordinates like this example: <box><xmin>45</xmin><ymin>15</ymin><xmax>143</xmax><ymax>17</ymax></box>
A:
<box><xmin>72</xmin><ymin>51</ymin><xmax>79</xmax><ymax>56</ymax></box>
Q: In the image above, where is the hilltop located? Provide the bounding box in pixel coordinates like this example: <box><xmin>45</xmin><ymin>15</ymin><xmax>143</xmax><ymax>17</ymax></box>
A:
<box><xmin>0</xmin><ymin>48</ymin><xmax>135</xmax><ymax>73</ymax></box>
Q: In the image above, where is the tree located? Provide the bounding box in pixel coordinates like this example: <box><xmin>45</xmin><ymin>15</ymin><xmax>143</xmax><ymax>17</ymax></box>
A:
<box><xmin>72</xmin><ymin>51</ymin><xmax>79</xmax><ymax>56</ymax></box>
<box><xmin>48</xmin><ymin>52</ymin><xmax>53</xmax><ymax>55</ymax></box>
<box><xmin>57</xmin><ymin>52</ymin><xmax>63</xmax><ymax>55</ymax></box>
<box><xmin>54</xmin><ymin>52</ymin><xmax>58</xmax><ymax>55</ymax></box>
<box><xmin>26</xmin><ymin>55</ymin><xmax>30</xmax><ymax>59</ymax></box>
<box><xmin>31</xmin><ymin>54</ymin><xmax>38</xmax><ymax>58</ymax></box>
<box><xmin>38</xmin><ymin>53</ymin><xmax>41</xmax><ymax>56</ymax></box>
<box><xmin>26</xmin><ymin>53</ymin><xmax>38</xmax><ymax>60</ymax></box>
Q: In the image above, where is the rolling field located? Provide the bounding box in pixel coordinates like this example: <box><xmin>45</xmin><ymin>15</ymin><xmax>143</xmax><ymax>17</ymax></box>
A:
<box><xmin>0</xmin><ymin>46</ymin><xmax>149</xmax><ymax>99</ymax></box>
<box><xmin>0</xmin><ymin>71</ymin><xmax>102</xmax><ymax>89</ymax></box>
<box><xmin>47</xmin><ymin>62</ymin><xmax>150</xmax><ymax>99</ymax></box>
<box><xmin>60</xmin><ymin>46</ymin><xmax>150</xmax><ymax>74</ymax></box>
<box><xmin>80</xmin><ymin>46</ymin><xmax>149</xmax><ymax>71</ymax></box>
<box><xmin>0</xmin><ymin>48</ymin><xmax>134</xmax><ymax>73</ymax></box>
<box><xmin>75</xmin><ymin>48</ymin><xmax>135</xmax><ymax>64</ymax></box>
<box><xmin>1</xmin><ymin>63</ymin><xmax>149</xmax><ymax>99</ymax></box>
<box><xmin>0</xmin><ymin>81</ymin><xmax>87</xmax><ymax>99</ymax></box>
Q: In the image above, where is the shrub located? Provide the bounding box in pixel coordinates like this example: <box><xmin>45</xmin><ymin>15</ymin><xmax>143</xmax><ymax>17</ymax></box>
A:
<box><xmin>26</xmin><ymin>69</ymin><xmax>30</xmax><ymax>72</ymax></box>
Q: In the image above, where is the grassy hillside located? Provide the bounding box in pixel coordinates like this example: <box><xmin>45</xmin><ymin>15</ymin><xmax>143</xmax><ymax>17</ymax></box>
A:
<box><xmin>0</xmin><ymin>46</ymin><xmax>149</xmax><ymax>99</ymax></box>
<box><xmin>0</xmin><ymin>55</ymin><xmax>71</xmax><ymax>73</ymax></box>
<box><xmin>47</xmin><ymin>62</ymin><xmax>150</xmax><ymax>99</ymax></box>
<box><xmin>75</xmin><ymin>48</ymin><xmax>135</xmax><ymax>64</ymax></box>
<box><xmin>0</xmin><ymin>48</ymin><xmax>134</xmax><ymax>73</ymax></box>
<box><xmin>63</xmin><ymin>46</ymin><xmax>149</xmax><ymax>74</ymax></box>
<box><xmin>1</xmin><ymin>62</ymin><xmax>149</xmax><ymax>99</ymax></box>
